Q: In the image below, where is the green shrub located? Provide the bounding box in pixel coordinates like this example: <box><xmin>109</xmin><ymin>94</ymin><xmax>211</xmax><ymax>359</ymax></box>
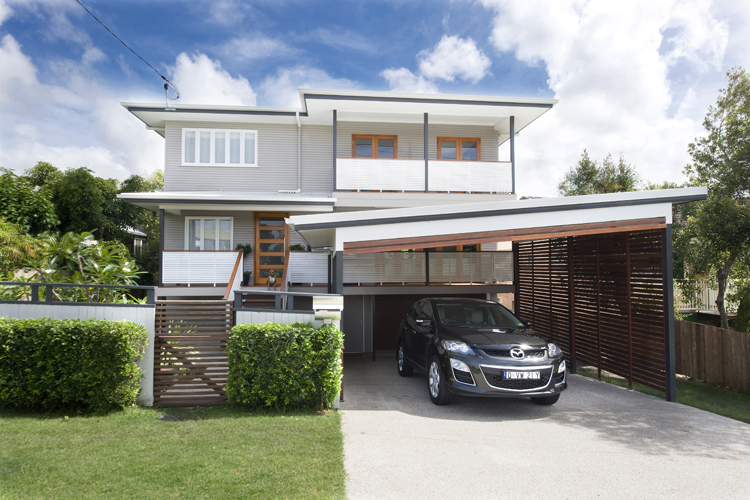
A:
<box><xmin>226</xmin><ymin>322</ymin><xmax>343</xmax><ymax>409</ymax></box>
<box><xmin>0</xmin><ymin>318</ymin><xmax>147</xmax><ymax>412</ymax></box>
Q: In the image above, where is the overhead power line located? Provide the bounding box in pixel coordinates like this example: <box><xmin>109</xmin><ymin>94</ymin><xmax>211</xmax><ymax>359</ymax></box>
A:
<box><xmin>73</xmin><ymin>0</ymin><xmax>179</xmax><ymax>100</ymax></box>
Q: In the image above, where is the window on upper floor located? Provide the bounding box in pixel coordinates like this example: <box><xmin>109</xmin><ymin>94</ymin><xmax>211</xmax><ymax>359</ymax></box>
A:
<box><xmin>182</xmin><ymin>128</ymin><xmax>258</xmax><ymax>167</ymax></box>
<box><xmin>437</xmin><ymin>137</ymin><xmax>481</xmax><ymax>161</ymax></box>
<box><xmin>352</xmin><ymin>134</ymin><xmax>398</xmax><ymax>159</ymax></box>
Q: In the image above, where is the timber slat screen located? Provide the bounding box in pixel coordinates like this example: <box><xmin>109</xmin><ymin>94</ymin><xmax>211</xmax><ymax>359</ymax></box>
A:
<box><xmin>154</xmin><ymin>300</ymin><xmax>233</xmax><ymax>406</ymax></box>
<box><xmin>516</xmin><ymin>230</ymin><xmax>666</xmax><ymax>392</ymax></box>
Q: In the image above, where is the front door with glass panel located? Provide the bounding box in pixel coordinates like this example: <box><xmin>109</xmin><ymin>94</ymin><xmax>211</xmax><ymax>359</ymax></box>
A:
<box><xmin>255</xmin><ymin>213</ymin><xmax>288</xmax><ymax>285</ymax></box>
<box><xmin>186</xmin><ymin>217</ymin><xmax>233</xmax><ymax>250</ymax></box>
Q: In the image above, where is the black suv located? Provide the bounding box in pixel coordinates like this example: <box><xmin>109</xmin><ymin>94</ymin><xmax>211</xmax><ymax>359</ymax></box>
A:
<box><xmin>397</xmin><ymin>298</ymin><xmax>567</xmax><ymax>405</ymax></box>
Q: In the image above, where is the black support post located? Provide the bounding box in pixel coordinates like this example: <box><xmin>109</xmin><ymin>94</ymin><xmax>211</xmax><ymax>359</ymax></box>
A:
<box><xmin>327</xmin><ymin>253</ymin><xmax>332</xmax><ymax>294</ymax></box>
<box><xmin>662</xmin><ymin>224</ymin><xmax>677</xmax><ymax>402</ymax></box>
<box><xmin>159</xmin><ymin>209</ymin><xmax>165</xmax><ymax>287</ymax></box>
<box><xmin>512</xmin><ymin>241</ymin><xmax>520</xmax><ymax>315</ymax></box>
<box><xmin>424</xmin><ymin>112</ymin><xmax>429</xmax><ymax>192</ymax></box>
<box><xmin>333</xmin><ymin>110</ymin><xmax>337</xmax><ymax>191</ymax></box>
<box><xmin>425</xmin><ymin>248</ymin><xmax>430</xmax><ymax>286</ymax></box>
<box><xmin>333</xmin><ymin>251</ymin><xmax>344</xmax><ymax>295</ymax></box>
<box><xmin>510</xmin><ymin>116</ymin><xmax>516</xmax><ymax>195</ymax></box>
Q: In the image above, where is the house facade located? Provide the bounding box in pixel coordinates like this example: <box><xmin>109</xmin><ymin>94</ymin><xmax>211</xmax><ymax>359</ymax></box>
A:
<box><xmin>119</xmin><ymin>89</ymin><xmax>557</xmax><ymax>354</ymax></box>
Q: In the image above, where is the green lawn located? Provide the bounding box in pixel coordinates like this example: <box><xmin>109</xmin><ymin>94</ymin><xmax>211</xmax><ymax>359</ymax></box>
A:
<box><xmin>576</xmin><ymin>366</ymin><xmax>750</xmax><ymax>424</ymax></box>
<box><xmin>0</xmin><ymin>406</ymin><xmax>345</xmax><ymax>500</ymax></box>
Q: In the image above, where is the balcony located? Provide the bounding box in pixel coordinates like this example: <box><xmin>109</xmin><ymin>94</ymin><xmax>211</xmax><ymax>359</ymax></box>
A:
<box><xmin>336</xmin><ymin>158</ymin><xmax>512</xmax><ymax>194</ymax></box>
<box><xmin>162</xmin><ymin>251</ymin><xmax>242</xmax><ymax>286</ymax></box>
<box><xmin>286</xmin><ymin>251</ymin><xmax>513</xmax><ymax>286</ymax></box>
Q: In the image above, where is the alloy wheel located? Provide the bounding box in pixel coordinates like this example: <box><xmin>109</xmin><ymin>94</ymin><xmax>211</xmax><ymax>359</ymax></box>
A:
<box><xmin>398</xmin><ymin>346</ymin><xmax>404</xmax><ymax>371</ymax></box>
<box><xmin>429</xmin><ymin>361</ymin><xmax>440</xmax><ymax>398</ymax></box>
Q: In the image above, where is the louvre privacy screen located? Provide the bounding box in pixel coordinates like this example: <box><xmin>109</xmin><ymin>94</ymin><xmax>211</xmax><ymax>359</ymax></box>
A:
<box><xmin>515</xmin><ymin>230</ymin><xmax>667</xmax><ymax>393</ymax></box>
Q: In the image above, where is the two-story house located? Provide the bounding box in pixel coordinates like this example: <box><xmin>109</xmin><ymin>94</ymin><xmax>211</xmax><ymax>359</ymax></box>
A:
<box><xmin>119</xmin><ymin>88</ymin><xmax>556</xmax><ymax>354</ymax></box>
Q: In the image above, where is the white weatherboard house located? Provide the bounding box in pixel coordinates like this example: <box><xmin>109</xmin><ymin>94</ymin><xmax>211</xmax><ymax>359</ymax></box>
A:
<box><xmin>118</xmin><ymin>89</ymin><xmax>706</xmax><ymax>402</ymax></box>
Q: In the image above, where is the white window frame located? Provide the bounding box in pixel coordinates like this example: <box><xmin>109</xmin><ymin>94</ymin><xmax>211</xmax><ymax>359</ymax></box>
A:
<box><xmin>184</xmin><ymin>217</ymin><xmax>234</xmax><ymax>251</ymax></box>
<box><xmin>182</xmin><ymin>128</ymin><xmax>259</xmax><ymax>167</ymax></box>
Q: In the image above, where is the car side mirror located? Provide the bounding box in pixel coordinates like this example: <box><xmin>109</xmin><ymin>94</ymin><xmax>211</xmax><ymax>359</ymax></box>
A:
<box><xmin>416</xmin><ymin>318</ymin><xmax>433</xmax><ymax>327</ymax></box>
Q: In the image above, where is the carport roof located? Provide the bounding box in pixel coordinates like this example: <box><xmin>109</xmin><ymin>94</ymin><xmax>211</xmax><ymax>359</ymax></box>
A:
<box><xmin>286</xmin><ymin>187</ymin><xmax>707</xmax><ymax>252</ymax></box>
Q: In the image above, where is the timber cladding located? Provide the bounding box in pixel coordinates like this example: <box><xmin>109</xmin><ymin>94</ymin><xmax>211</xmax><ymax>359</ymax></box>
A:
<box><xmin>675</xmin><ymin>320</ymin><xmax>750</xmax><ymax>392</ymax></box>
<box><xmin>154</xmin><ymin>300</ymin><xmax>233</xmax><ymax>406</ymax></box>
<box><xmin>516</xmin><ymin>230</ymin><xmax>667</xmax><ymax>392</ymax></box>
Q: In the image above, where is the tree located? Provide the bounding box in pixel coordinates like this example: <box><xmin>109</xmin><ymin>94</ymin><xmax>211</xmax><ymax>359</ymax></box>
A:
<box><xmin>0</xmin><ymin>169</ymin><xmax>58</xmax><ymax>234</ymax></box>
<box><xmin>23</xmin><ymin>161</ymin><xmax>62</xmax><ymax>190</ymax></box>
<box><xmin>0</xmin><ymin>219</ymin><xmax>41</xmax><ymax>275</ymax></box>
<box><xmin>680</xmin><ymin>67</ymin><xmax>750</xmax><ymax>329</ymax></box>
<box><xmin>558</xmin><ymin>150</ymin><xmax>641</xmax><ymax>196</ymax></box>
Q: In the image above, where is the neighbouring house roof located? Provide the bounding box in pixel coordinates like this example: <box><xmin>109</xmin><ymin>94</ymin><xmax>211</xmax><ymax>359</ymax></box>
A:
<box><xmin>123</xmin><ymin>225</ymin><xmax>149</xmax><ymax>238</ymax></box>
<box><xmin>286</xmin><ymin>187</ymin><xmax>708</xmax><ymax>251</ymax></box>
<box><xmin>117</xmin><ymin>191</ymin><xmax>336</xmax><ymax>213</ymax></box>
<box><xmin>121</xmin><ymin>88</ymin><xmax>558</xmax><ymax>143</ymax></box>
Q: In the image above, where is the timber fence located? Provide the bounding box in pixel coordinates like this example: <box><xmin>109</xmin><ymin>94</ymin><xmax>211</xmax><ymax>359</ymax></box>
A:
<box><xmin>675</xmin><ymin>320</ymin><xmax>750</xmax><ymax>392</ymax></box>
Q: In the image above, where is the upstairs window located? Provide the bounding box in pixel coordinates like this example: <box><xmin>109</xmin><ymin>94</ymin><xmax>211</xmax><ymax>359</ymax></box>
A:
<box><xmin>352</xmin><ymin>134</ymin><xmax>398</xmax><ymax>159</ymax></box>
<box><xmin>182</xmin><ymin>128</ymin><xmax>258</xmax><ymax>167</ymax></box>
<box><xmin>438</xmin><ymin>137</ymin><xmax>481</xmax><ymax>161</ymax></box>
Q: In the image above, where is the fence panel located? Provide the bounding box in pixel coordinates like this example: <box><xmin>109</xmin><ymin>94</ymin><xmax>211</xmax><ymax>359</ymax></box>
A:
<box><xmin>675</xmin><ymin>320</ymin><xmax>750</xmax><ymax>392</ymax></box>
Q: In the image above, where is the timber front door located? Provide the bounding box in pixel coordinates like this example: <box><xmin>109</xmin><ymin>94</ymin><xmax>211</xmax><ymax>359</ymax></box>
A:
<box><xmin>255</xmin><ymin>213</ymin><xmax>288</xmax><ymax>285</ymax></box>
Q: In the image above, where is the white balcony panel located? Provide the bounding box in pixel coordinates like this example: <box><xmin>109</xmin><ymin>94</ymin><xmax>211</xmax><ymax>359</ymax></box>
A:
<box><xmin>163</xmin><ymin>251</ymin><xmax>239</xmax><ymax>286</ymax></box>
<box><xmin>428</xmin><ymin>252</ymin><xmax>513</xmax><ymax>284</ymax></box>
<box><xmin>344</xmin><ymin>252</ymin><xmax>426</xmax><ymax>284</ymax></box>
<box><xmin>287</xmin><ymin>252</ymin><xmax>330</xmax><ymax>285</ymax></box>
<box><xmin>428</xmin><ymin>161</ymin><xmax>512</xmax><ymax>193</ymax></box>
<box><xmin>337</xmin><ymin>158</ymin><xmax>424</xmax><ymax>192</ymax></box>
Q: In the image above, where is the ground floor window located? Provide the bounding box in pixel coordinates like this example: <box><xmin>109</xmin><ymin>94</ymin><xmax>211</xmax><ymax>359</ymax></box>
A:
<box><xmin>255</xmin><ymin>212</ymin><xmax>289</xmax><ymax>285</ymax></box>
<box><xmin>185</xmin><ymin>217</ymin><xmax>233</xmax><ymax>250</ymax></box>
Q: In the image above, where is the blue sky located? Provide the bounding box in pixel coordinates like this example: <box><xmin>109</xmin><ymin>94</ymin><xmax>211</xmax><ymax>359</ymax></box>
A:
<box><xmin>1</xmin><ymin>0</ymin><xmax>748</xmax><ymax>196</ymax></box>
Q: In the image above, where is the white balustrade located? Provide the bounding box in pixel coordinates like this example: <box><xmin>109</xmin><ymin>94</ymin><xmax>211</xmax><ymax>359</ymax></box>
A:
<box><xmin>428</xmin><ymin>160</ymin><xmax>512</xmax><ymax>193</ymax></box>
<box><xmin>336</xmin><ymin>158</ymin><xmax>425</xmax><ymax>191</ymax></box>
<box><xmin>162</xmin><ymin>251</ymin><xmax>241</xmax><ymax>286</ymax></box>
<box><xmin>286</xmin><ymin>251</ymin><xmax>330</xmax><ymax>285</ymax></box>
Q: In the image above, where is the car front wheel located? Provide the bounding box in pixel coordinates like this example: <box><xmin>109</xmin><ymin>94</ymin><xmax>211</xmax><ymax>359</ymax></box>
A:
<box><xmin>397</xmin><ymin>342</ymin><xmax>413</xmax><ymax>377</ymax></box>
<box><xmin>428</xmin><ymin>355</ymin><xmax>453</xmax><ymax>405</ymax></box>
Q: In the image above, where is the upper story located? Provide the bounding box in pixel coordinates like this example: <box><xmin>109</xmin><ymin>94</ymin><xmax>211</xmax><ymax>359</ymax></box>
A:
<box><xmin>123</xmin><ymin>89</ymin><xmax>557</xmax><ymax>210</ymax></box>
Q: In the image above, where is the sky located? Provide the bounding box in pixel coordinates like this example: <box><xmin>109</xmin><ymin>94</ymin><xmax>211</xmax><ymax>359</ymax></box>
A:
<box><xmin>0</xmin><ymin>0</ymin><xmax>749</xmax><ymax>197</ymax></box>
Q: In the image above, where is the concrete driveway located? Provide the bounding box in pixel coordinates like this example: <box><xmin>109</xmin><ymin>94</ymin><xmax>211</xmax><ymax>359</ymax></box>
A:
<box><xmin>340</xmin><ymin>356</ymin><xmax>750</xmax><ymax>500</ymax></box>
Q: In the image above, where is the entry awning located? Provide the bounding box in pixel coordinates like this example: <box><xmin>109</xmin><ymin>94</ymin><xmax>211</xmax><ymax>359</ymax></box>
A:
<box><xmin>118</xmin><ymin>191</ymin><xmax>336</xmax><ymax>213</ymax></box>
<box><xmin>286</xmin><ymin>188</ymin><xmax>707</xmax><ymax>253</ymax></box>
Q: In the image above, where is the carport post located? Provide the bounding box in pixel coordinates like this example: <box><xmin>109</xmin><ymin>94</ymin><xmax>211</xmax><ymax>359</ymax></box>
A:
<box><xmin>662</xmin><ymin>225</ymin><xmax>677</xmax><ymax>402</ymax></box>
<box><xmin>334</xmin><ymin>251</ymin><xmax>344</xmax><ymax>295</ymax></box>
<box><xmin>510</xmin><ymin>116</ymin><xmax>515</xmax><ymax>195</ymax></box>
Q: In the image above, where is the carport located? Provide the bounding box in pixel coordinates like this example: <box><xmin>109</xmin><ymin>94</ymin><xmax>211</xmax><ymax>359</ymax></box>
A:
<box><xmin>287</xmin><ymin>187</ymin><xmax>707</xmax><ymax>401</ymax></box>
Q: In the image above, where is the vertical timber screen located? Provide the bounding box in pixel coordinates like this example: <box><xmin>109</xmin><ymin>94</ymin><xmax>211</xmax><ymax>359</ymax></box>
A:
<box><xmin>516</xmin><ymin>230</ymin><xmax>667</xmax><ymax>393</ymax></box>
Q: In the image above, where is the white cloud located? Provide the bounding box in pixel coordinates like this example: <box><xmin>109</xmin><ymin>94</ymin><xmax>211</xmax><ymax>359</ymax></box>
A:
<box><xmin>169</xmin><ymin>52</ymin><xmax>257</xmax><ymax>106</ymax></box>
<box><xmin>0</xmin><ymin>0</ymin><xmax>12</xmax><ymax>25</ymax></box>
<box><xmin>217</xmin><ymin>34</ymin><xmax>294</xmax><ymax>62</ymax></box>
<box><xmin>305</xmin><ymin>28</ymin><xmax>377</xmax><ymax>55</ymax></box>
<box><xmin>418</xmin><ymin>35</ymin><xmax>491</xmax><ymax>83</ymax></box>
<box><xmin>480</xmin><ymin>0</ymin><xmax>731</xmax><ymax>197</ymax></box>
<box><xmin>259</xmin><ymin>66</ymin><xmax>359</xmax><ymax>107</ymax></box>
<box><xmin>380</xmin><ymin>67</ymin><xmax>438</xmax><ymax>93</ymax></box>
<box><xmin>208</xmin><ymin>0</ymin><xmax>246</xmax><ymax>26</ymax></box>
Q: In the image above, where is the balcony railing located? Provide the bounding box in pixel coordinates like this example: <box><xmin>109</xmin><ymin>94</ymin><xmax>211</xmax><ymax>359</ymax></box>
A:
<box><xmin>162</xmin><ymin>251</ymin><xmax>242</xmax><ymax>286</ymax></box>
<box><xmin>336</xmin><ymin>157</ymin><xmax>512</xmax><ymax>193</ymax></box>
<box><xmin>286</xmin><ymin>251</ymin><xmax>513</xmax><ymax>286</ymax></box>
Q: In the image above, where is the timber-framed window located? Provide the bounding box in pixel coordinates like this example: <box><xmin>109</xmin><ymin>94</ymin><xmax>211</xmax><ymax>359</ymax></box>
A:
<box><xmin>437</xmin><ymin>137</ymin><xmax>481</xmax><ymax>161</ymax></box>
<box><xmin>182</xmin><ymin>128</ymin><xmax>258</xmax><ymax>167</ymax></box>
<box><xmin>352</xmin><ymin>134</ymin><xmax>398</xmax><ymax>159</ymax></box>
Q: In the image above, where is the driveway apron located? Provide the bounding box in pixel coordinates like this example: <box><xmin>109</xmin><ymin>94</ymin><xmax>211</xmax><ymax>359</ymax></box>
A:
<box><xmin>340</xmin><ymin>357</ymin><xmax>750</xmax><ymax>500</ymax></box>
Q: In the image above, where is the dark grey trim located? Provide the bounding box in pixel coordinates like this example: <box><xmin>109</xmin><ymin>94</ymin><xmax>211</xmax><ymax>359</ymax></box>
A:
<box><xmin>342</xmin><ymin>284</ymin><xmax>514</xmax><ymax>296</ymax></box>
<box><xmin>159</xmin><ymin>209</ymin><xmax>165</xmax><ymax>288</ymax></box>
<box><xmin>123</xmin><ymin>198</ymin><xmax>335</xmax><ymax>207</ymax></box>
<box><xmin>510</xmin><ymin>116</ymin><xmax>515</xmax><ymax>194</ymax></box>
<box><xmin>662</xmin><ymin>224</ymin><xmax>677</xmax><ymax>402</ymax></box>
<box><xmin>512</xmin><ymin>242</ymin><xmax>520</xmax><ymax>316</ymax></box>
<box><xmin>0</xmin><ymin>282</ymin><xmax>156</xmax><ymax>290</ymax></box>
<box><xmin>303</xmin><ymin>94</ymin><xmax>554</xmax><ymax>109</ymax></box>
<box><xmin>334</xmin><ymin>251</ymin><xmax>344</xmax><ymax>295</ymax></box>
<box><xmin>293</xmin><ymin>194</ymin><xmax>707</xmax><ymax>231</ymax></box>
<box><xmin>0</xmin><ymin>300</ymin><xmax>155</xmax><ymax>308</ymax></box>
<box><xmin>333</xmin><ymin>109</ymin><xmax>337</xmax><ymax>191</ymax></box>
<box><xmin>127</xmin><ymin>106</ymin><xmax>308</xmax><ymax>117</ymax></box>
<box><xmin>236</xmin><ymin>308</ymin><xmax>314</xmax><ymax>314</ymax></box>
<box><xmin>424</xmin><ymin>112</ymin><xmax>429</xmax><ymax>193</ymax></box>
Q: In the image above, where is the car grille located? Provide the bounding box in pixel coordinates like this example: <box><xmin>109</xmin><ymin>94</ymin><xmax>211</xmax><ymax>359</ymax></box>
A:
<box><xmin>482</xmin><ymin>349</ymin><xmax>545</xmax><ymax>359</ymax></box>
<box><xmin>481</xmin><ymin>366</ymin><xmax>553</xmax><ymax>391</ymax></box>
<box><xmin>453</xmin><ymin>368</ymin><xmax>474</xmax><ymax>385</ymax></box>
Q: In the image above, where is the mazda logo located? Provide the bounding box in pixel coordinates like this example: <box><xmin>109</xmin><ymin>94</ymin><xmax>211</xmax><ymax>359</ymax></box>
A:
<box><xmin>510</xmin><ymin>347</ymin><xmax>525</xmax><ymax>359</ymax></box>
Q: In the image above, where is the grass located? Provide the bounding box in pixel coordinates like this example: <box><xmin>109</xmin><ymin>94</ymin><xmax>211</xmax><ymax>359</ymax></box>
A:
<box><xmin>576</xmin><ymin>366</ymin><xmax>750</xmax><ymax>424</ymax></box>
<box><xmin>0</xmin><ymin>405</ymin><xmax>345</xmax><ymax>500</ymax></box>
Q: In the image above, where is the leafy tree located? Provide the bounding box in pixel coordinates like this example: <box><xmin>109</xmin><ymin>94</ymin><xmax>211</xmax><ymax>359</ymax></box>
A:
<box><xmin>23</xmin><ymin>161</ymin><xmax>62</xmax><ymax>189</ymax></box>
<box><xmin>679</xmin><ymin>67</ymin><xmax>750</xmax><ymax>329</ymax></box>
<box><xmin>558</xmin><ymin>150</ymin><xmax>641</xmax><ymax>196</ymax></box>
<box><xmin>0</xmin><ymin>219</ymin><xmax>41</xmax><ymax>275</ymax></box>
<box><xmin>0</xmin><ymin>169</ymin><xmax>59</xmax><ymax>234</ymax></box>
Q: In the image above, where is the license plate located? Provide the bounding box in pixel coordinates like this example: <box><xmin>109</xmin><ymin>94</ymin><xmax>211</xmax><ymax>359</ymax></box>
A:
<box><xmin>504</xmin><ymin>371</ymin><xmax>540</xmax><ymax>380</ymax></box>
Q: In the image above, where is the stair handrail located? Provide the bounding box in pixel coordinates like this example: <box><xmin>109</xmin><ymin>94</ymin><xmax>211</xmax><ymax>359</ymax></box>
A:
<box><xmin>223</xmin><ymin>250</ymin><xmax>244</xmax><ymax>300</ymax></box>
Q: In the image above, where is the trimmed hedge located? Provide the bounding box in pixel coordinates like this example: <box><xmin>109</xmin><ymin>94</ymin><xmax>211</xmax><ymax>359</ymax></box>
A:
<box><xmin>226</xmin><ymin>322</ymin><xmax>343</xmax><ymax>409</ymax></box>
<box><xmin>0</xmin><ymin>318</ymin><xmax>147</xmax><ymax>412</ymax></box>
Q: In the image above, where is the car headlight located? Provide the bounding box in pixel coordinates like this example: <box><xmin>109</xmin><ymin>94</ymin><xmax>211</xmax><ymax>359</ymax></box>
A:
<box><xmin>441</xmin><ymin>340</ymin><xmax>475</xmax><ymax>356</ymax></box>
<box><xmin>547</xmin><ymin>343</ymin><xmax>562</xmax><ymax>357</ymax></box>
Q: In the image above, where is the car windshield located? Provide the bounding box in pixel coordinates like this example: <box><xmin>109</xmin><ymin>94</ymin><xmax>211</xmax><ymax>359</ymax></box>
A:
<box><xmin>434</xmin><ymin>302</ymin><xmax>525</xmax><ymax>328</ymax></box>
